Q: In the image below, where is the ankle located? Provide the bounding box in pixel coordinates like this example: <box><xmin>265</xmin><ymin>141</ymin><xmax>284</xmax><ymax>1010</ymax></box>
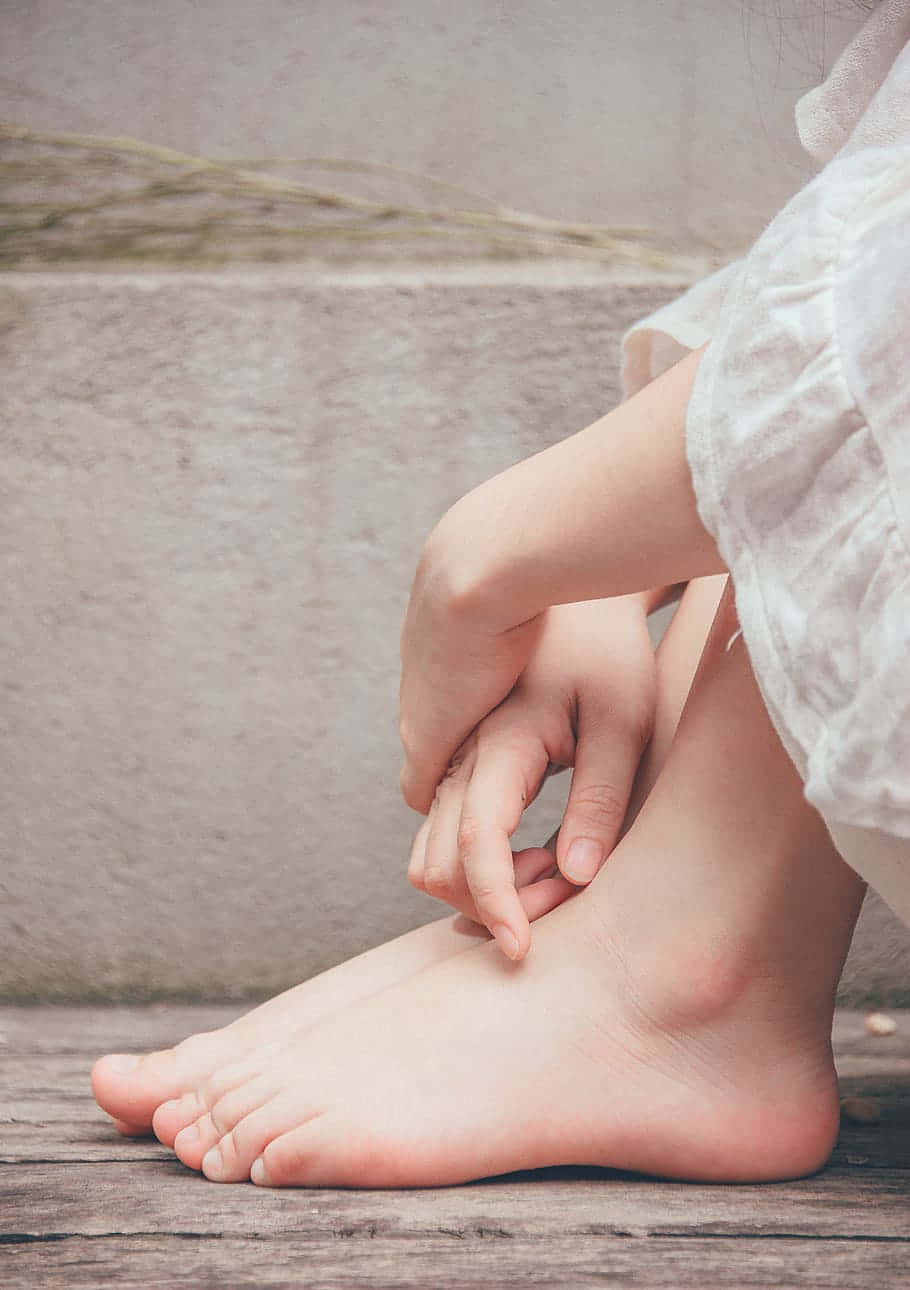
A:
<box><xmin>618</xmin><ymin>923</ymin><xmax>763</xmax><ymax>1034</ymax></box>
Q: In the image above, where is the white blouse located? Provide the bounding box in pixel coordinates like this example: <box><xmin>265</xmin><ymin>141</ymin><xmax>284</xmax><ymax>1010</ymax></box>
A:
<box><xmin>623</xmin><ymin>0</ymin><xmax>910</xmax><ymax>925</ymax></box>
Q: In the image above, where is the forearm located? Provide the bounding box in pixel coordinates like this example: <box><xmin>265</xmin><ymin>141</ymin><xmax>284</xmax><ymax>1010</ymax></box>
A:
<box><xmin>433</xmin><ymin>348</ymin><xmax>723</xmax><ymax>630</ymax></box>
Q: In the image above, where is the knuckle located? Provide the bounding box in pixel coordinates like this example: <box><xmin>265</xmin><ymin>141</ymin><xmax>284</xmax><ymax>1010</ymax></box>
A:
<box><xmin>422</xmin><ymin>861</ymin><xmax>455</xmax><ymax>899</ymax></box>
<box><xmin>398</xmin><ymin>712</ymin><xmax>418</xmax><ymax>760</ymax></box>
<box><xmin>198</xmin><ymin>1076</ymin><xmax>222</xmax><ymax>1110</ymax></box>
<box><xmin>208</xmin><ymin>1099</ymin><xmax>231</xmax><ymax>1138</ymax></box>
<box><xmin>456</xmin><ymin>814</ymin><xmax>483</xmax><ymax>859</ymax></box>
<box><xmin>215</xmin><ymin>1127</ymin><xmax>237</xmax><ymax>1166</ymax></box>
<box><xmin>569</xmin><ymin>781</ymin><xmax>628</xmax><ymax>832</ymax></box>
<box><xmin>439</xmin><ymin>763</ymin><xmax>465</xmax><ymax>791</ymax></box>
<box><xmin>400</xmin><ymin>766</ymin><xmax>429</xmax><ymax>814</ymax></box>
<box><xmin>468</xmin><ymin>880</ymin><xmax>505</xmax><ymax>904</ymax></box>
<box><xmin>627</xmin><ymin>695</ymin><xmax>656</xmax><ymax>748</ymax></box>
<box><xmin>467</xmin><ymin>880</ymin><xmax>512</xmax><ymax>919</ymax></box>
<box><xmin>609</xmin><ymin>686</ymin><xmax>656</xmax><ymax>748</ymax></box>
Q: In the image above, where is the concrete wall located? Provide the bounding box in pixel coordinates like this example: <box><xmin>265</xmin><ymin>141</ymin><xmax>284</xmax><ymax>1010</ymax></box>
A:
<box><xmin>2</xmin><ymin>268</ymin><xmax>908</xmax><ymax>1004</ymax></box>
<box><xmin>0</xmin><ymin>267</ymin><xmax>660</xmax><ymax>1000</ymax></box>
<box><xmin>2</xmin><ymin>1</ymin><xmax>908</xmax><ymax>1003</ymax></box>
<box><xmin>1</xmin><ymin>0</ymin><xmax>867</xmax><ymax>255</ymax></box>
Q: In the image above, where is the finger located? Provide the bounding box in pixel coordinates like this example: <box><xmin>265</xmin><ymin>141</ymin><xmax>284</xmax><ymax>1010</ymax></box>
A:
<box><xmin>451</xmin><ymin>914</ymin><xmax>491</xmax><ymax>938</ymax></box>
<box><xmin>420</xmin><ymin>749</ymin><xmax>478</xmax><ymax>916</ymax></box>
<box><xmin>407</xmin><ymin>812</ymin><xmax>434</xmax><ymax>892</ymax></box>
<box><xmin>557</xmin><ymin>720</ymin><xmax>644</xmax><ymax>886</ymax></box>
<box><xmin>513</xmin><ymin>846</ymin><xmax>558</xmax><ymax>889</ymax></box>
<box><xmin>454</xmin><ymin>847</ymin><xmax>562</xmax><ymax>938</ymax></box>
<box><xmin>458</xmin><ymin>729</ymin><xmax>550</xmax><ymax>960</ymax></box>
<box><xmin>454</xmin><ymin>869</ymin><xmax>575</xmax><ymax>937</ymax></box>
<box><xmin>518</xmin><ymin>873</ymin><xmax>578</xmax><ymax>922</ymax></box>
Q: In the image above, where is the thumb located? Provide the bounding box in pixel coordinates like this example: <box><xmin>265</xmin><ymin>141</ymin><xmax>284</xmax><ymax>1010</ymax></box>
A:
<box><xmin>556</xmin><ymin>720</ymin><xmax>642</xmax><ymax>886</ymax></box>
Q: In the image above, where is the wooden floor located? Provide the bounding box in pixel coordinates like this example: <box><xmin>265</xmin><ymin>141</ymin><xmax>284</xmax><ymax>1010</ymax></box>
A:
<box><xmin>2</xmin><ymin>1006</ymin><xmax>909</xmax><ymax>1289</ymax></box>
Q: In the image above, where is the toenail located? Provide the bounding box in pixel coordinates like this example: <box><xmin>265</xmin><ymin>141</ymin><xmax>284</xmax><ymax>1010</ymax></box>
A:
<box><xmin>177</xmin><ymin>1124</ymin><xmax>199</xmax><ymax>1144</ymax></box>
<box><xmin>251</xmin><ymin>1157</ymin><xmax>271</xmax><ymax>1186</ymax></box>
<box><xmin>105</xmin><ymin>1054</ymin><xmax>140</xmax><ymax>1073</ymax></box>
<box><xmin>202</xmin><ymin>1146</ymin><xmax>223</xmax><ymax>1178</ymax></box>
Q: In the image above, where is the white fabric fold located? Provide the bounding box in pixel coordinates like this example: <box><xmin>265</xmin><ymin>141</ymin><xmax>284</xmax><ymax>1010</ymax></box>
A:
<box><xmin>797</xmin><ymin>0</ymin><xmax>910</xmax><ymax>161</ymax></box>
<box><xmin>621</xmin><ymin>2</ymin><xmax>910</xmax><ymax>924</ymax></box>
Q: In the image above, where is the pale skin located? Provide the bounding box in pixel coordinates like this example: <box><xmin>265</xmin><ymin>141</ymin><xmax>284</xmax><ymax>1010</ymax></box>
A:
<box><xmin>91</xmin><ymin>588</ymin><xmax>668</xmax><ymax>1138</ymax></box>
<box><xmin>399</xmin><ymin>347</ymin><xmax>723</xmax><ymax>956</ymax></box>
<box><xmin>91</xmin><ymin>348</ymin><xmax>863</xmax><ymax>1184</ymax></box>
<box><xmin>94</xmin><ymin>576</ymin><xmax>864</xmax><ymax>1185</ymax></box>
<box><xmin>406</xmin><ymin>592</ymin><xmax>661</xmax><ymax>957</ymax></box>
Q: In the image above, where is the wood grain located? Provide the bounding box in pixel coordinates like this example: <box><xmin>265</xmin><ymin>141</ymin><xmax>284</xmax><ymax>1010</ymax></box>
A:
<box><xmin>2</xmin><ymin>1008</ymin><xmax>909</xmax><ymax>1289</ymax></box>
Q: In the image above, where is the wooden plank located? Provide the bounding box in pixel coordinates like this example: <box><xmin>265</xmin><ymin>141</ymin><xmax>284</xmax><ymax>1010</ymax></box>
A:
<box><xmin>3</xmin><ymin>1162</ymin><xmax>910</xmax><ymax>1241</ymax></box>
<box><xmin>4</xmin><ymin>1233</ymin><xmax>910</xmax><ymax>1290</ymax></box>
<box><xmin>0</xmin><ymin>1007</ymin><xmax>908</xmax><ymax>1289</ymax></box>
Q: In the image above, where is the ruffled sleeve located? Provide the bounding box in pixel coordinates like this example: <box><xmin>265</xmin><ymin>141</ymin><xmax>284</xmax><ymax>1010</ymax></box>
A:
<box><xmin>621</xmin><ymin>261</ymin><xmax>744</xmax><ymax>397</ymax></box>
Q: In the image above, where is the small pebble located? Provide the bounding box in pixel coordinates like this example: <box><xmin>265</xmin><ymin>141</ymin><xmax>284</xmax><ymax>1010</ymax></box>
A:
<box><xmin>840</xmin><ymin>1097</ymin><xmax>881</xmax><ymax>1125</ymax></box>
<box><xmin>865</xmin><ymin>1011</ymin><xmax>898</xmax><ymax>1037</ymax></box>
<box><xmin>846</xmin><ymin>1154</ymin><xmax>870</xmax><ymax>1166</ymax></box>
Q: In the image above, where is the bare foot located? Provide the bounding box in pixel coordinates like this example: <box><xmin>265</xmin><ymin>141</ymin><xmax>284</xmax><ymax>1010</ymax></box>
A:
<box><xmin>138</xmin><ymin>579</ymin><xmax>718</xmax><ymax>1149</ymax></box>
<box><xmin>92</xmin><ymin>847</ymin><xmax>566</xmax><ymax>1138</ymax></box>
<box><xmin>91</xmin><ymin>573</ymin><xmax>719</xmax><ymax>1141</ymax></box>
<box><xmin>92</xmin><ymin>835</ymin><xmax>575</xmax><ymax>1140</ymax></box>
<box><xmin>159</xmin><ymin>587</ymin><xmax>865</xmax><ymax>1187</ymax></box>
<box><xmin>167</xmin><ymin>898</ymin><xmax>837</xmax><ymax>1187</ymax></box>
<box><xmin>92</xmin><ymin>914</ymin><xmax>485</xmax><ymax>1138</ymax></box>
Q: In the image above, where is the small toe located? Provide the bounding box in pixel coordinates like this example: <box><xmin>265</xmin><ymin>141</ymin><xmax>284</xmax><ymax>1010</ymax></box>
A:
<box><xmin>254</xmin><ymin>1113</ymin><xmax>355</xmax><ymax>1187</ymax></box>
<box><xmin>153</xmin><ymin>1091</ymin><xmax>205</xmax><ymax>1147</ymax></box>
<box><xmin>254</xmin><ymin>1123</ymin><xmax>321</xmax><ymax>1187</ymax></box>
<box><xmin>201</xmin><ymin>1092</ymin><xmax>312</xmax><ymax>1184</ymax></box>
<box><xmin>196</xmin><ymin>1046</ymin><xmax>280</xmax><ymax>1108</ymax></box>
<box><xmin>173</xmin><ymin>1116</ymin><xmax>212</xmax><ymax>1171</ymax></box>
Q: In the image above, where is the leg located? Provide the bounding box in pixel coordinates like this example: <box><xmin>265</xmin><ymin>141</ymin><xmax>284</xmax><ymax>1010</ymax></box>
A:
<box><xmin>93</xmin><ymin>579</ymin><xmax>724</xmax><ymax>1137</ymax></box>
<box><xmin>168</xmin><ymin>582</ymin><xmax>865</xmax><ymax>1186</ymax></box>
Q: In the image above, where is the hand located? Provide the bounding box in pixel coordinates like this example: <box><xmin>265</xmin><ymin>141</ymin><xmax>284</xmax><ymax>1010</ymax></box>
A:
<box><xmin>399</xmin><ymin>347</ymin><xmax>722</xmax><ymax>819</ymax></box>
<box><xmin>406</xmin><ymin>596</ymin><xmax>657</xmax><ymax>959</ymax></box>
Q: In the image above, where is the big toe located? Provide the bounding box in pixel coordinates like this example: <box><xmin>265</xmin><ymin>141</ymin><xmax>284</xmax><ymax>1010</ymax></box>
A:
<box><xmin>91</xmin><ymin>1050</ymin><xmax>180</xmax><ymax>1130</ymax></box>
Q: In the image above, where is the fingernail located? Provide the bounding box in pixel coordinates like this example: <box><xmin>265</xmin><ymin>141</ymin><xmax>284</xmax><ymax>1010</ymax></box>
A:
<box><xmin>492</xmin><ymin>923</ymin><xmax>521</xmax><ymax>960</ymax></box>
<box><xmin>251</xmin><ymin>1157</ymin><xmax>271</xmax><ymax>1186</ymax></box>
<box><xmin>176</xmin><ymin>1123</ymin><xmax>199</xmax><ymax>1144</ymax></box>
<box><xmin>563</xmin><ymin>838</ymin><xmax>604</xmax><ymax>884</ymax></box>
<box><xmin>105</xmin><ymin>1054</ymin><xmax>140</xmax><ymax>1073</ymax></box>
